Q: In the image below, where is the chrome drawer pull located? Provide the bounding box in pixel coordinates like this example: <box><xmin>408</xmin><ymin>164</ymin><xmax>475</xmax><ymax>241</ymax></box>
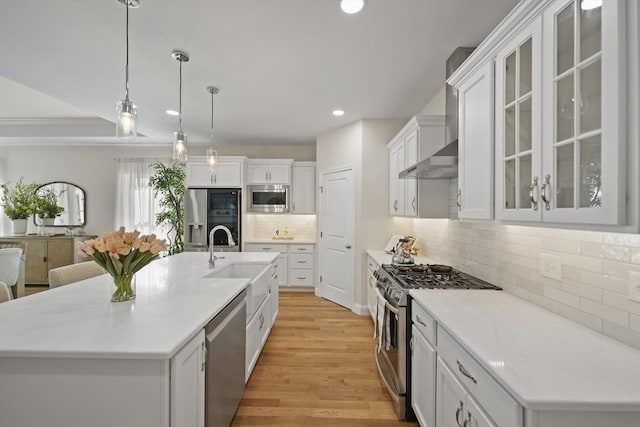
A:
<box><xmin>416</xmin><ymin>316</ymin><xmax>428</xmax><ymax>328</ymax></box>
<box><xmin>297</xmin><ymin>261</ymin><xmax>306</xmax><ymax>264</ymax></box>
<box><xmin>462</xmin><ymin>411</ymin><xmax>471</xmax><ymax>427</ymax></box>
<box><xmin>455</xmin><ymin>400</ymin><xmax>464</xmax><ymax>427</ymax></box>
<box><xmin>456</xmin><ymin>360</ymin><xmax>477</xmax><ymax>384</ymax></box>
<box><xmin>296</xmin><ymin>276</ymin><xmax>306</xmax><ymax>280</ymax></box>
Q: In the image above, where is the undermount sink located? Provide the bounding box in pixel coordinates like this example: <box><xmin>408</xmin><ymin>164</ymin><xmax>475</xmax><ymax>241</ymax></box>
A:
<box><xmin>203</xmin><ymin>262</ymin><xmax>270</xmax><ymax>279</ymax></box>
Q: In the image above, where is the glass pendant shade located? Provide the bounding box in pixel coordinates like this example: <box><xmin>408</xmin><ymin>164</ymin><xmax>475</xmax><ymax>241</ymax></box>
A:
<box><xmin>173</xmin><ymin>130</ymin><xmax>188</xmax><ymax>162</ymax></box>
<box><xmin>116</xmin><ymin>99</ymin><xmax>137</xmax><ymax>140</ymax></box>
<box><xmin>207</xmin><ymin>148</ymin><xmax>218</xmax><ymax>172</ymax></box>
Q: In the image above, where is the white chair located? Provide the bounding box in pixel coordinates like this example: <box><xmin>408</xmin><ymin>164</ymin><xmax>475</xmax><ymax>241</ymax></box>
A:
<box><xmin>0</xmin><ymin>248</ymin><xmax>23</xmax><ymax>298</ymax></box>
<box><xmin>0</xmin><ymin>281</ymin><xmax>12</xmax><ymax>303</ymax></box>
<box><xmin>48</xmin><ymin>261</ymin><xmax>106</xmax><ymax>288</ymax></box>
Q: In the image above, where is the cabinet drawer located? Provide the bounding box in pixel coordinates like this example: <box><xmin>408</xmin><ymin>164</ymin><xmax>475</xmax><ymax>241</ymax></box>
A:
<box><xmin>367</xmin><ymin>256</ymin><xmax>379</xmax><ymax>273</ymax></box>
<box><xmin>412</xmin><ymin>301</ymin><xmax>436</xmax><ymax>346</ymax></box>
<box><xmin>288</xmin><ymin>244</ymin><xmax>314</xmax><ymax>254</ymax></box>
<box><xmin>437</xmin><ymin>326</ymin><xmax>522</xmax><ymax>427</ymax></box>
<box><xmin>288</xmin><ymin>269</ymin><xmax>313</xmax><ymax>285</ymax></box>
<box><xmin>245</xmin><ymin>243</ymin><xmax>285</xmax><ymax>253</ymax></box>
<box><xmin>288</xmin><ymin>253</ymin><xmax>314</xmax><ymax>269</ymax></box>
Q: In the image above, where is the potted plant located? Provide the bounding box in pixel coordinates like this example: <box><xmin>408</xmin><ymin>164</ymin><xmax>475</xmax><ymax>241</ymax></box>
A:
<box><xmin>1</xmin><ymin>177</ymin><xmax>40</xmax><ymax>235</ymax></box>
<box><xmin>149</xmin><ymin>161</ymin><xmax>185</xmax><ymax>255</ymax></box>
<box><xmin>34</xmin><ymin>187</ymin><xmax>65</xmax><ymax>226</ymax></box>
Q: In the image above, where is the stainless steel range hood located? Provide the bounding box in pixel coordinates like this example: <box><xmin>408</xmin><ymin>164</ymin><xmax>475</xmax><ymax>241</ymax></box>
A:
<box><xmin>400</xmin><ymin>47</ymin><xmax>474</xmax><ymax>180</ymax></box>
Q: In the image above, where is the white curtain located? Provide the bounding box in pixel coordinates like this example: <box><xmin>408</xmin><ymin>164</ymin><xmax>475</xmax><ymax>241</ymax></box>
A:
<box><xmin>114</xmin><ymin>158</ymin><xmax>169</xmax><ymax>238</ymax></box>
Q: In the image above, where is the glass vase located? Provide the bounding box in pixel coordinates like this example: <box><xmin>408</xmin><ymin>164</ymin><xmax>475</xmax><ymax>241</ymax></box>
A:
<box><xmin>111</xmin><ymin>273</ymin><xmax>136</xmax><ymax>302</ymax></box>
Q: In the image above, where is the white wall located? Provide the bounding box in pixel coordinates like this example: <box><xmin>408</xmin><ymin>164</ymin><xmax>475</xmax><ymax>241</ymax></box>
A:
<box><xmin>0</xmin><ymin>143</ymin><xmax>315</xmax><ymax>236</ymax></box>
<box><xmin>417</xmin><ymin>86</ymin><xmax>445</xmax><ymax>115</ymax></box>
<box><xmin>316</xmin><ymin>119</ymin><xmax>405</xmax><ymax>312</ymax></box>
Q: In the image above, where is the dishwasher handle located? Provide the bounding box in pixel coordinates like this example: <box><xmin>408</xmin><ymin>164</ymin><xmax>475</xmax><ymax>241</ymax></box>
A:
<box><xmin>205</xmin><ymin>291</ymin><xmax>247</xmax><ymax>343</ymax></box>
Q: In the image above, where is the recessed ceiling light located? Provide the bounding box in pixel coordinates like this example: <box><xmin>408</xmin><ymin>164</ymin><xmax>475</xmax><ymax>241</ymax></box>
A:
<box><xmin>340</xmin><ymin>0</ymin><xmax>365</xmax><ymax>15</ymax></box>
<box><xmin>580</xmin><ymin>0</ymin><xmax>602</xmax><ymax>10</ymax></box>
<box><xmin>166</xmin><ymin>110</ymin><xmax>179</xmax><ymax>116</ymax></box>
<box><xmin>332</xmin><ymin>109</ymin><xmax>345</xmax><ymax>116</ymax></box>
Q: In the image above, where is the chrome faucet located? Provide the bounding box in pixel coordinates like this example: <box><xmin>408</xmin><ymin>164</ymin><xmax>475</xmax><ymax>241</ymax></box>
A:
<box><xmin>209</xmin><ymin>225</ymin><xmax>236</xmax><ymax>268</ymax></box>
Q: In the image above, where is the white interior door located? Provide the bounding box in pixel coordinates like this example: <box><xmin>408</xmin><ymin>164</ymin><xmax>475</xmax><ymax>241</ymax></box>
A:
<box><xmin>319</xmin><ymin>167</ymin><xmax>354</xmax><ymax>310</ymax></box>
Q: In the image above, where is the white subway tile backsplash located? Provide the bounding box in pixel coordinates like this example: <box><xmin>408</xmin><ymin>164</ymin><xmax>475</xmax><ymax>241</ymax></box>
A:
<box><xmin>403</xmin><ymin>218</ymin><xmax>640</xmax><ymax>349</ymax></box>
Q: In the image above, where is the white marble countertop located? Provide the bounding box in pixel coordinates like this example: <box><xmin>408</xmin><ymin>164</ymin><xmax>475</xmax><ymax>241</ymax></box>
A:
<box><xmin>410</xmin><ymin>290</ymin><xmax>640</xmax><ymax>411</ymax></box>
<box><xmin>244</xmin><ymin>238</ymin><xmax>316</xmax><ymax>244</ymax></box>
<box><xmin>366</xmin><ymin>249</ymin><xmax>434</xmax><ymax>266</ymax></box>
<box><xmin>0</xmin><ymin>252</ymin><xmax>277</xmax><ymax>360</ymax></box>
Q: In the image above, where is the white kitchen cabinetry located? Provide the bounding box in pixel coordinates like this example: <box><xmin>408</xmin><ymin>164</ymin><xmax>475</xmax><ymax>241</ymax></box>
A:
<box><xmin>388</xmin><ymin>116</ymin><xmax>449</xmax><ymax>218</ymax></box>
<box><xmin>246</xmin><ymin>293</ymin><xmax>271</xmax><ymax>381</ymax></box>
<box><xmin>454</xmin><ymin>60</ymin><xmax>495</xmax><ymax>220</ymax></box>
<box><xmin>245</xmin><ymin>243</ymin><xmax>315</xmax><ymax>287</ymax></box>
<box><xmin>366</xmin><ymin>255</ymin><xmax>379</xmax><ymax>322</ymax></box>
<box><xmin>171</xmin><ymin>330</ymin><xmax>205</xmax><ymax>427</ymax></box>
<box><xmin>411</xmin><ymin>319</ymin><xmax>436</xmax><ymax>427</ymax></box>
<box><xmin>246</xmin><ymin>159</ymin><xmax>293</xmax><ymax>185</ymax></box>
<box><xmin>291</xmin><ymin>162</ymin><xmax>316</xmax><ymax>214</ymax></box>
<box><xmin>186</xmin><ymin>156</ymin><xmax>245</xmax><ymax>188</ymax></box>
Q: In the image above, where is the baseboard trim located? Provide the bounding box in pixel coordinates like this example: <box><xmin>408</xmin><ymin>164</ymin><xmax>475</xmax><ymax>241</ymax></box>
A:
<box><xmin>352</xmin><ymin>303</ymin><xmax>369</xmax><ymax>316</ymax></box>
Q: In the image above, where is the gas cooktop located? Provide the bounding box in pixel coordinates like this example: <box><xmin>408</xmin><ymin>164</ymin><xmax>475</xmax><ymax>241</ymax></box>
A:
<box><xmin>381</xmin><ymin>264</ymin><xmax>502</xmax><ymax>291</ymax></box>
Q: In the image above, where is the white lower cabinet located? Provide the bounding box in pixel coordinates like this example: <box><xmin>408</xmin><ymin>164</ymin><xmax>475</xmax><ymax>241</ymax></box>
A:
<box><xmin>171</xmin><ymin>330</ymin><xmax>206</xmax><ymax>427</ymax></box>
<box><xmin>412</xmin><ymin>325</ymin><xmax>436</xmax><ymax>427</ymax></box>
<box><xmin>246</xmin><ymin>293</ymin><xmax>271</xmax><ymax>382</ymax></box>
<box><xmin>246</xmin><ymin>243</ymin><xmax>315</xmax><ymax>287</ymax></box>
<box><xmin>366</xmin><ymin>255</ymin><xmax>379</xmax><ymax>322</ymax></box>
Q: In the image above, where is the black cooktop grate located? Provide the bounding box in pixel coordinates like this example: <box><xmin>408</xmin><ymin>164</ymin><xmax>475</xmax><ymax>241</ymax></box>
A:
<box><xmin>381</xmin><ymin>264</ymin><xmax>501</xmax><ymax>291</ymax></box>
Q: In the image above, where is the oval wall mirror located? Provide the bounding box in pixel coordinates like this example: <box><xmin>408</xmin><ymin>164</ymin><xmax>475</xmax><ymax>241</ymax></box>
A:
<box><xmin>33</xmin><ymin>182</ymin><xmax>86</xmax><ymax>227</ymax></box>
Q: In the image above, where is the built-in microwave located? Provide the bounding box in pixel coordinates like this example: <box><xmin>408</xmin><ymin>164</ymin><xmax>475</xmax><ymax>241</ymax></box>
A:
<box><xmin>247</xmin><ymin>184</ymin><xmax>290</xmax><ymax>213</ymax></box>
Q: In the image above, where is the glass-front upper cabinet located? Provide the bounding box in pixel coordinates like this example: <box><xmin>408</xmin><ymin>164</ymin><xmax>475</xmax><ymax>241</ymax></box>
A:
<box><xmin>495</xmin><ymin>17</ymin><xmax>542</xmax><ymax>221</ymax></box>
<box><xmin>541</xmin><ymin>0</ymin><xmax>623</xmax><ymax>224</ymax></box>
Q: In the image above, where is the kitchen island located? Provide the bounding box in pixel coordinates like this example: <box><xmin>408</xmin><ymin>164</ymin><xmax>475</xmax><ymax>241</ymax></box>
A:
<box><xmin>0</xmin><ymin>251</ymin><xmax>278</xmax><ymax>427</ymax></box>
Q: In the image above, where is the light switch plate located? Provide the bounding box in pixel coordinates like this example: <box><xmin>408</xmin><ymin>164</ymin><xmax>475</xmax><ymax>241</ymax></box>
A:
<box><xmin>540</xmin><ymin>253</ymin><xmax>562</xmax><ymax>281</ymax></box>
<box><xmin>628</xmin><ymin>271</ymin><xmax>640</xmax><ymax>303</ymax></box>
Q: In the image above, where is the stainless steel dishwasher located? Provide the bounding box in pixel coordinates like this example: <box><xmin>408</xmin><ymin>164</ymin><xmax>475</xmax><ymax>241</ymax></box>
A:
<box><xmin>204</xmin><ymin>289</ymin><xmax>247</xmax><ymax>427</ymax></box>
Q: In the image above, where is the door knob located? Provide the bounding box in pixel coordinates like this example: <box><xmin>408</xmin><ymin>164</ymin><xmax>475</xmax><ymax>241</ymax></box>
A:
<box><xmin>345</xmin><ymin>244</ymin><xmax>352</xmax><ymax>249</ymax></box>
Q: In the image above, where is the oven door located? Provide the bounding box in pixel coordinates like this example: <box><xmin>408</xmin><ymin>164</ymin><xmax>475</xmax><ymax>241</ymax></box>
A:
<box><xmin>375</xmin><ymin>298</ymin><xmax>407</xmax><ymax>419</ymax></box>
<box><xmin>247</xmin><ymin>185</ymin><xmax>289</xmax><ymax>213</ymax></box>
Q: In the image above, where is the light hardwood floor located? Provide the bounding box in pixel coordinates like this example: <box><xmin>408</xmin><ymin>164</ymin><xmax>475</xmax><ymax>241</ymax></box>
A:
<box><xmin>232</xmin><ymin>291</ymin><xmax>418</xmax><ymax>427</ymax></box>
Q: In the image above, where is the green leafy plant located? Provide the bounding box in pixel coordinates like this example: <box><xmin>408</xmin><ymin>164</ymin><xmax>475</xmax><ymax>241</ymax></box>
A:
<box><xmin>149</xmin><ymin>161</ymin><xmax>185</xmax><ymax>256</ymax></box>
<box><xmin>34</xmin><ymin>187</ymin><xmax>65</xmax><ymax>219</ymax></box>
<box><xmin>1</xmin><ymin>178</ymin><xmax>40</xmax><ymax>220</ymax></box>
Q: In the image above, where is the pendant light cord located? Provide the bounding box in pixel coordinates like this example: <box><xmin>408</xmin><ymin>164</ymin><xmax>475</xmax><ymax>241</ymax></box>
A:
<box><xmin>210</xmin><ymin>92</ymin><xmax>214</xmax><ymax>149</ymax></box>
<box><xmin>125</xmin><ymin>1</ymin><xmax>130</xmax><ymax>101</ymax></box>
<box><xmin>178</xmin><ymin>60</ymin><xmax>183</xmax><ymax>132</ymax></box>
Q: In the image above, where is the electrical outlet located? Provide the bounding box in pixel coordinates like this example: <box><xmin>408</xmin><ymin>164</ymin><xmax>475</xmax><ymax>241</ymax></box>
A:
<box><xmin>628</xmin><ymin>271</ymin><xmax>640</xmax><ymax>303</ymax></box>
<box><xmin>540</xmin><ymin>253</ymin><xmax>562</xmax><ymax>280</ymax></box>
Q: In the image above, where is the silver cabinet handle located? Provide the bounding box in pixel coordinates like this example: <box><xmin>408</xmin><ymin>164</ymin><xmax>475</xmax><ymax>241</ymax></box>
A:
<box><xmin>201</xmin><ymin>342</ymin><xmax>207</xmax><ymax>372</ymax></box>
<box><xmin>529</xmin><ymin>176</ymin><xmax>539</xmax><ymax>211</ymax></box>
<box><xmin>262</xmin><ymin>247</ymin><xmax>271</xmax><ymax>251</ymax></box>
<box><xmin>457</xmin><ymin>188</ymin><xmax>462</xmax><ymax>210</ymax></box>
<box><xmin>416</xmin><ymin>316</ymin><xmax>428</xmax><ymax>328</ymax></box>
<box><xmin>540</xmin><ymin>174</ymin><xmax>551</xmax><ymax>210</ymax></box>
<box><xmin>296</xmin><ymin>260</ymin><xmax>306</xmax><ymax>264</ymax></box>
<box><xmin>409</xmin><ymin>337</ymin><xmax>414</xmax><ymax>355</ymax></box>
<box><xmin>345</xmin><ymin>244</ymin><xmax>352</xmax><ymax>249</ymax></box>
<box><xmin>412</xmin><ymin>196</ymin><xmax>416</xmax><ymax>212</ymax></box>
<box><xmin>462</xmin><ymin>412</ymin><xmax>471</xmax><ymax>427</ymax></box>
<box><xmin>456</xmin><ymin>360</ymin><xmax>477</xmax><ymax>384</ymax></box>
<box><xmin>455</xmin><ymin>400</ymin><xmax>464</xmax><ymax>427</ymax></box>
<box><xmin>394</xmin><ymin>200</ymin><xmax>398</xmax><ymax>211</ymax></box>
<box><xmin>296</xmin><ymin>276</ymin><xmax>306</xmax><ymax>280</ymax></box>
<box><xmin>297</xmin><ymin>248</ymin><xmax>307</xmax><ymax>251</ymax></box>
<box><xmin>293</xmin><ymin>202</ymin><xmax>296</xmax><ymax>212</ymax></box>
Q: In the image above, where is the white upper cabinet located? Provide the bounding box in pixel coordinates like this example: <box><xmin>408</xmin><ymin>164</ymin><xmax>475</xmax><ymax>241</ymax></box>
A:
<box><xmin>291</xmin><ymin>162</ymin><xmax>316</xmax><ymax>214</ymax></box>
<box><xmin>185</xmin><ymin>156</ymin><xmax>245</xmax><ymax>188</ymax></box>
<box><xmin>540</xmin><ymin>0</ymin><xmax>623</xmax><ymax>225</ymax></box>
<box><xmin>495</xmin><ymin>17</ymin><xmax>543</xmax><ymax>221</ymax></box>
<box><xmin>456</xmin><ymin>60</ymin><xmax>495</xmax><ymax>220</ymax></box>
<box><xmin>246</xmin><ymin>160</ymin><xmax>293</xmax><ymax>185</ymax></box>
<box><xmin>389</xmin><ymin>140</ymin><xmax>406</xmax><ymax>216</ymax></box>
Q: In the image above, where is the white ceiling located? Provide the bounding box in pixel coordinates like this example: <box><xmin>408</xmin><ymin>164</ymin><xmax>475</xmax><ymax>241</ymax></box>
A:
<box><xmin>0</xmin><ymin>0</ymin><xmax>519</xmax><ymax>146</ymax></box>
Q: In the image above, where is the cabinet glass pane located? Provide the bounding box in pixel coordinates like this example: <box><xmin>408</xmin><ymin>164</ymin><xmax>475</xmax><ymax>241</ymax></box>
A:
<box><xmin>580</xmin><ymin>2</ymin><xmax>601</xmax><ymax>61</ymax></box>
<box><xmin>505</xmin><ymin>51</ymin><xmax>517</xmax><ymax>104</ymax></box>
<box><xmin>556</xmin><ymin>144</ymin><xmax>575</xmax><ymax>208</ymax></box>
<box><xmin>557</xmin><ymin>3</ymin><xmax>575</xmax><ymax>75</ymax></box>
<box><xmin>519</xmin><ymin>38</ymin><xmax>533</xmax><ymax>96</ymax></box>
<box><xmin>557</xmin><ymin>73</ymin><xmax>574</xmax><ymax>142</ymax></box>
<box><xmin>519</xmin><ymin>97</ymin><xmax>532</xmax><ymax>152</ymax></box>
<box><xmin>580</xmin><ymin>135</ymin><xmax>601</xmax><ymax>208</ymax></box>
<box><xmin>505</xmin><ymin>105</ymin><xmax>516</xmax><ymax>157</ymax></box>
<box><xmin>505</xmin><ymin>159</ymin><xmax>516</xmax><ymax>209</ymax></box>
<box><xmin>579</xmin><ymin>59</ymin><xmax>601</xmax><ymax>134</ymax></box>
<box><xmin>519</xmin><ymin>155</ymin><xmax>532</xmax><ymax>209</ymax></box>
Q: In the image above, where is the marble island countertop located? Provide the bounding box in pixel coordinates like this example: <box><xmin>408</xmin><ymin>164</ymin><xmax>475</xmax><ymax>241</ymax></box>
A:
<box><xmin>0</xmin><ymin>252</ymin><xmax>277</xmax><ymax>360</ymax></box>
<box><xmin>410</xmin><ymin>290</ymin><xmax>640</xmax><ymax>411</ymax></box>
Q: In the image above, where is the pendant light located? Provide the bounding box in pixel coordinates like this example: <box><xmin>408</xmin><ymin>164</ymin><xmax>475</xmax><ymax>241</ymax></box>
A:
<box><xmin>172</xmin><ymin>50</ymin><xmax>190</xmax><ymax>162</ymax></box>
<box><xmin>206</xmin><ymin>86</ymin><xmax>220</xmax><ymax>172</ymax></box>
<box><xmin>115</xmin><ymin>0</ymin><xmax>140</xmax><ymax>140</ymax></box>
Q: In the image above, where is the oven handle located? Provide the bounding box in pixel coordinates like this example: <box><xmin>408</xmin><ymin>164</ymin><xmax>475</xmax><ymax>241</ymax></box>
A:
<box><xmin>374</xmin><ymin>348</ymin><xmax>400</xmax><ymax>405</ymax></box>
<box><xmin>384</xmin><ymin>300</ymin><xmax>399</xmax><ymax>315</ymax></box>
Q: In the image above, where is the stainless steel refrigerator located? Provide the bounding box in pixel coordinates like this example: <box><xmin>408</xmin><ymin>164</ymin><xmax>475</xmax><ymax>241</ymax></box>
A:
<box><xmin>184</xmin><ymin>188</ymin><xmax>241</xmax><ymax>252</ymax></box>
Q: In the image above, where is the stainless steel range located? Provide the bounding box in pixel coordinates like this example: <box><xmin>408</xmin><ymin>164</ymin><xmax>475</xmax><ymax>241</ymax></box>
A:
<box><xmin>373</xmin><ymin>263</ymin><xmax>501</xmax><ymax>420</ymax></box>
